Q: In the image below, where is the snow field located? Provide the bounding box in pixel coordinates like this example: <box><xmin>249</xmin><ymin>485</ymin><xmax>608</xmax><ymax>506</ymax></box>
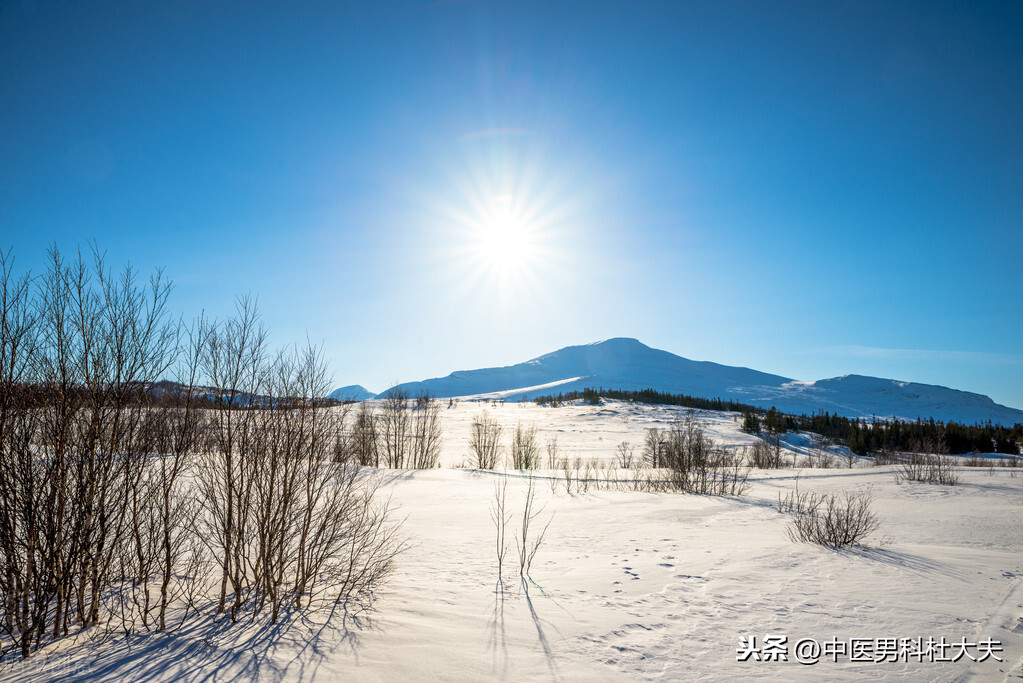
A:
<box><xmin>5</xmin><ymin>400</ymin><xmax>1022</xmax><ymax>682</ymax></box>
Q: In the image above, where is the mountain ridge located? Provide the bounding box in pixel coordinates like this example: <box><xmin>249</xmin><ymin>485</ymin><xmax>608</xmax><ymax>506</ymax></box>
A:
<box><xmin>337</xmin><ymin>338</ymin><xmax>1023</xmax><ymax>426</ymax></box>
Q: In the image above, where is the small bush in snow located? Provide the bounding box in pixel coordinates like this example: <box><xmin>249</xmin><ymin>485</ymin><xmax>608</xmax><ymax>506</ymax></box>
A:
<box><xmin>777</xmin><ymin>486</ymin><xmax>828</xmax><ymax>516</ymax></box>
<box><xmin>1003</xmin><ymin>458</ymin><xmax>1020</xmax><ymax>477</ymax></box>
<box><xmin>805</xmin><ymin>432</ymin><xmax>836</xmax><ymax>468</ymax></box>
<box><xmin>963</xmin><ymin>451</ymin><xmax>986</xmax><ymax>467</ymax></box>
<box><xmin>871</xmin><ymin>447</ymin><xmax>900</xmax><ymax>466</ymax></box>
<box><xmin>748</xmin><ymin>439</ymin><xmax>783</xmax><ymax>469</ymax></box>
<box><xmin>469</xmin><ymin>411</ymin><xmax>504</xmax><ymax>469</ymax></box>
<box><xmin>894</xmin><ymin>453</ymin><xmax>960</xmax><ymax>486</ymax></box>
<box><xmin>660</xmin><ymin>412</ymin><xmax>750</xmax><ymax>496</ymax></box>
<box><xmin>784</xmin><ymin>489</ymin><xmax>880</xmax><ymax>548</ymax></box>
<box><xmin>844</xmin><ymin>446</ymin><xmax>858</xmax><ymax>468</ymax></box>
<box><xmin>545</xmin><ymin>435</ymin><xmax>560</xmax><ymax>470</ymax></box>
<box><xmin>511</xmin><ymin>422</ymin><xmax>540</xmax><ymax>470</ymax></box>
<box><xmin>644</xmin><ymin>427</ymin><xmax>664</xmax><ymax>468</ymax></box>
<box><xmin>491</xmin><ymin>478</ymin><xmax>511</xmax><ymax>582</ymax></box>
<box><xmin>616</xmin><ymin>441</ymin><xmax>636</xmax><ymax>469</ymax></box>
<box><xmin>516</xmin><ymin>476</ymin><xmax>553</xmax><ymax>578</ymax></box>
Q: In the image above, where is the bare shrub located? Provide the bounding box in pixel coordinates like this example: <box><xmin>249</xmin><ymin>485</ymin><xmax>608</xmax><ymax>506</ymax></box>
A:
<box><xmin>410</xmin><ymin>393</ymin><xmax>442</xmax><ymax>469</ymax></box>
<box><xmin>351</xmin><ymin>402</ymin><xmax>380</xmax><ymax>466</ymax></box>
<box><xmin>871</xmin><ymin>447</ymin><xmax>899</xmax><ymax>466</ymax></box>
<box><xmin>469</xmin><ymin>411</ymin><xmax>503</xmax><ymax>470</ymax></box>
<box><xmin>784</xmin><ymin>489</ymin><xmax>880</xmax><ymax>547</ymax></box>
<box><xmin>198</xmin><ymin>295</ymin><xmax>269</xmax><ymax>618</ymax></box>
<box><xmin>560</xmin><ymin>457</ymin><xmax>573</xmax><ymax>495</ymax></box>
<box><xmin>767</xmin><ymin>431</ymin><xmax>784</xmax><ymax>468</ymax></box>
<box><xmin>380</xmin><ymin>388</ymin><xmax>412</xmax><ymax>468</ymax></box>
<box><xmin>511</xmin><ymin>423</ymin><xmax>540</xmax><ymax>470</ymax></box>
<box><xmin>1</xmin><ymin>247</ymin><xmax>184</xmax><ymax>653</ymax></box>
<box><xmin>580</xmin><ymin>458</ymin><xmax>595</xmax><ymax>492</ymax></box>
<box><xmin>777</xmin><ymin>488</ymin><xmax>827</xmax><ymax>516</ymax></box>
<box><xmin>195</xmin><ymin>327</ymin><xmax>407</xmax><ymax>623</ymax></box>
<box><xmin>134</xmin><ymin>319</ymin><xmax>210</xmax><ymax>632</ymax></box>
<box><xmin>0</xmin><ymin>246</ymin><xmax>406</xmax><ymax>660</ymax></box>
<box><xmin>806</xmin><ymin>432</ymin><xmax>836</xmax><ymax>468</ymax></box>
<box><xmin>894</xmin><ymin>452</ymin><xmax>960</xmax><ymax>486</ymax></box>
<box><xmin>545</xmin><ymin>436</ymin><xmax>560</xmax><ymax>493</ymax></box>
<box><xmin>490</xmin><ymin>478</ymin><xmax>510</xmax><ymax>583</ymax></box>
<box><xmin>379</xmin><ymin>389</ymin><xmax>441</xmax><ymax>469</ymax></box>
<box><xmin>748</xmin><ymin>438</ymin><xmax>783</xmax><ymax>469</ymax></box>
<box><xmin>644</xmin><ymin>427</ymin><xmax>664</xmax><ymax>468</ymax></box>
<box><xmin>616</xmin><ymin>441</ymin><xmax>635</xmax><ymax>469</ymax></box>
<box><xmin>545</xmin><ymin>436</ymin><xmax>559</xmax><ymax>470</ymax></box>
<box><xmin>599</xmin><ymin>461</ymin><xmax>621</xmax><ymax>491</ymax></box>
<box><xmin>660</xmin><ymin>411</ymin><xmax>750</xmax><ymax>496</ymax></box>
<box><xmin>963</xmin><ymin>451</ymin><xmax>986</xmax><ymax>467</ymax></box>
<box><xmin>1004</xmin><ymin>458</ymin><xmax>1020</xmax><ymax>477</ymax></box>
<box><xmin>516</xmin><ymin>477</ymin><xmax>552</xmax><ymax>578</ymax></box>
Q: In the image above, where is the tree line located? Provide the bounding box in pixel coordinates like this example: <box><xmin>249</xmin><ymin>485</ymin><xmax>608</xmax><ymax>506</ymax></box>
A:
<box><xmin>534</xmin><ymin>386</ymin><xmax>1022</xmax><ymax>456</ymax></box>
<box><xmin>789</xmin><ymin>411</ymin><xmax>1021</xmax><ymax>456</ymax></box>
<box><xmin>533</xmin><ymin>386</ymin><xmax>759</xmax><ymax>413</ymax></box>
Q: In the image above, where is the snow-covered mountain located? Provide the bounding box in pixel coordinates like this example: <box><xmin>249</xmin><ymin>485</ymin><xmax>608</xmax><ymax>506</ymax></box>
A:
<box><xmin>327</xmin><ymin>385</ymin><xmax>377</xmax><ymax>402</ymax></box>
<box><xmin>369</xmin><ymin>338</ymin><xmax>1023</xmax><ymax>426</ymax></box>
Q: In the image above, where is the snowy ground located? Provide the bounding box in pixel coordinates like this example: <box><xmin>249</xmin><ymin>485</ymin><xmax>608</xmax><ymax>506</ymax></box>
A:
<box><xmin>4</xmin><ymin>401</ymin><xmax>1022</xmax><ymax>682</ymax></box>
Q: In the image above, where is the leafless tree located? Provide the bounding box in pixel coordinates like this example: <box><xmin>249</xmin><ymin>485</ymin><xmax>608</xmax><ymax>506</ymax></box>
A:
<box><xmin>196</xmin><ymin>295</ymin><xmax>268</xmax><ymax>619</ymax></box>
<box><xmin>149</xmin><ymin>327</ymin><xmax>211</xmax><ymax>631</ymax></box>
<box><xmin>0</xmin><ymin>249</ymin><xmax>42</xmax><ymax>658</ymax></box>
<box><xmin>807</xmin><ymin>431</ymin><xmax>834</xmax><ymax>468</ymax></box>
<box><xmin>490</xmin><ymin>478</ymin><xmax>510</xmax><ymax>584</ymax></box>
<box><xmin>844</xmin><ymin>444</ymin><xmax>858</xmax><ymax>468</ymax></box>
<box><xmin>644</xmin><ymin>427</ymin><xmax>663</xmax><ymax>468</ymax></box>
<box><xmin>0</xmin><ymin>247</ymin><xmax>406</xmax><ymax>659</ymax></box>
<box><xmin>544</xmin><ymin>435</ymin><xmax>559</xmax><ymax>470</ymax></box>
<box><xmin>1</xmin><ymin>246</ymin><xmax>179</xmax><ymax>655</ymax></box>
<box><xmin>469</xmin><ymin>411</ymin><xmax>503</xmax><ymax>470</ymax></box>
<box><xmin>516</xmin><ymin>477</ymin><xmax>552</xmax><ymax>578</ymax></box>
<box><xmin>65</xmin><ymin>248</ymin><xmax>176</xmax><ymax>633</ymax></box>
<box><xmin>410</xmin><ymin>393</ymin><xmax>442</xmax><ymax>469</ymax></box>
<box><xmin>511</xmin><ymin>423</ymin><xmax>539</xmax><ymax>470</ymax></box>
<box><xmin>616</xmin><ymin>441</ymin><xmax>635</xmax><ymax>469</ymax></box>
<box><xmin>895</xmin><ymin>451</ymin><xmax>960</xmax><ymax>486</ymax></box>
<box><xmin>748</xmin><ymin>438</ymin><xmax>783</xmax><ymax>469</ymax></box>
<box><xmin>380</xmin><ymin>388</ymin><xmax>411</xmax><ymax>468</ymax></box>
<box><xmin>350</xmin><ymin>401</ymin><xmax>380</xmax><ymax>467</ymax></box>
<box><xmin>560</xmin><ymin>457</ymin><xmax>573</xmax><ymax>495</ymax></box>
<box><xmin>660</xmin><ymin>411</ymin><xmax>750</xmax><ymax>495</ymax></box>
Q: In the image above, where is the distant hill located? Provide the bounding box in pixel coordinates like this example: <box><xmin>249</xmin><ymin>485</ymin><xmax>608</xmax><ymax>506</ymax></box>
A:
<box><xmin>327</xmin><ymin>385</ymin><xmax>377</xmax><ymax>402</ymax></box>
<box><xmin>372</xmin><ymin>338</ymin><xmax>1023</xmax><ymax>426</ymax></box>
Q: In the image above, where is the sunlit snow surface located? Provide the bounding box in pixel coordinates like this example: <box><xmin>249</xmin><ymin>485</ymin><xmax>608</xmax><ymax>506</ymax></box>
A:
<box><xmin>7</xmin><ymin>401</ymin><xmax>1022</xmax><ymax>682</ymax></box>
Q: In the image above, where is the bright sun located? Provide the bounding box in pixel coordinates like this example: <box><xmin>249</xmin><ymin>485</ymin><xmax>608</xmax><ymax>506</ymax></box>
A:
<box><xmin>476</xmin><ymin>196</ymin><xmax>534</xmax><ymax>274</ymax></box>
<box><xmin>433</xmin><ymin>140</ymin><xmax>574</xmax><ymax>301</ymax></box>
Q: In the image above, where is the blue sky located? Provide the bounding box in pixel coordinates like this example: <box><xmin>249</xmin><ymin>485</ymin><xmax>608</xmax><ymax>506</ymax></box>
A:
<box><xmin>2</xmin><ymin>1</ymin><xmax>1021</xmax><ymax>409</ymax></box>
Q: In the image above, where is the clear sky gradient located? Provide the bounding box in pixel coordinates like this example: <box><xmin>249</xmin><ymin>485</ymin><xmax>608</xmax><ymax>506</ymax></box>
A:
<box><xmin>2</xmin><ymin>1</ymin><xmax>1021</xmax><ymax>409</ymax></box>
